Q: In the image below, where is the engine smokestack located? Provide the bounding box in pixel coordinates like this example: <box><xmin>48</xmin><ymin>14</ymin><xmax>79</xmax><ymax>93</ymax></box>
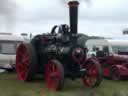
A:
<box><xmin>68</xmin><ymin>1</ymin><xmax>79</xmax><ymax>35</ymax></box>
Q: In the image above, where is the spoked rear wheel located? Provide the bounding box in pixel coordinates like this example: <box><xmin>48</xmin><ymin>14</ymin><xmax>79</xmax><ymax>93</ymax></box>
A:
<box><xmin>45</xmin><ymin>60</ymin><xmax>64</xmax><ymax>90</ymax></box>
<box><xmin>16</xmin><ymin>43</ymin><xmax>37</xmax><ymax>81</ymax></box>
<box><xmin>82</xmin><ymin>59</ymin><xmax>102</xmax><ymax>87</ymax></box>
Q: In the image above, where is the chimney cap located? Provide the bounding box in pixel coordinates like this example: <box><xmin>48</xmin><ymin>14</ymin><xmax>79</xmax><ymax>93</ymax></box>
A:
<box><xmin>68</xmin><ymin>1</ymin><xmax>79</xmax><ymax>6</ymax></box>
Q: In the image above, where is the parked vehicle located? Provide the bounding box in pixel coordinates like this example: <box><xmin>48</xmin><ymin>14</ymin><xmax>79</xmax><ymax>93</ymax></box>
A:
<box><xmin>86</xmin><ymin>39</ymin><xmax>128</xmax><ymax>80</ymax></box>
<box><xmin>0</xmin><ymin>33</ymin><xmax>24</xmax><ymax>70</ymax></box>
<box><xmin>16</xmin><ymin>1</ymin><xmax>102</xmax><ymax>91</ymax></box>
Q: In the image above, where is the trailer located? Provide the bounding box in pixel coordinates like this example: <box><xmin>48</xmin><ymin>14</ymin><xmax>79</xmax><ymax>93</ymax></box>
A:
<box><xmin>86</xmin><ymin>39</ymin><xmax>128</xmax><ymax>80</ymax></box>
<box><xmin>0</xmin><ymin>33</ymin><xmax>24</xmax><ymax>70</ymax></box>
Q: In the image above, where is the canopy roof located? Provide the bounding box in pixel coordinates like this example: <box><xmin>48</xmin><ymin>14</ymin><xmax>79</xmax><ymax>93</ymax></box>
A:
<box><xmin>0</xmin><ymin>33</ymin><xmax>24</xmax><ymax>41</ymax></box>
<box><xmin>86</xmin><ymin>39</ymin><xmax>128</xmax><ymax>47</ymax></box>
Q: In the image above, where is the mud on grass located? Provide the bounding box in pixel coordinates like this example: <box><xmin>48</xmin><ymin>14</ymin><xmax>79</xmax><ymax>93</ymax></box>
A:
<box><xmin>0</xmin><ymin>73</ymin><xmax>128</xmax><ymax>96</ymax></box>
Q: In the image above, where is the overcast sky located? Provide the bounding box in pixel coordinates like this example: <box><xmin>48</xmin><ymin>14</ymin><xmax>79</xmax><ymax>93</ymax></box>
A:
<box><xmin>1</xmin><ymin>0</ymin><xmax>128</xmax><ymax>39</ymax></box>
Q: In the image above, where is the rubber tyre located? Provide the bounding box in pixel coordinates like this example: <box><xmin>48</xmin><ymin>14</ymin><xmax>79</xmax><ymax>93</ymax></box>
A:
<box><xmin>16</xmin><ymin>43</ymin><xmax>37</xmax><ymax>81</ymax></box>
<box><xmin>45</xmin><ymin>59</ymin><xmax>64</xmax><ymax>91</ymax></box>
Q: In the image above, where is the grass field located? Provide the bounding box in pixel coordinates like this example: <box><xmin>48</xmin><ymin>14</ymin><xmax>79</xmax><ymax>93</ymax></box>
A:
<box><xmin>0</xmin><ymin>73</ymin><xmax>128</xmax><ymax>96</ymax></box>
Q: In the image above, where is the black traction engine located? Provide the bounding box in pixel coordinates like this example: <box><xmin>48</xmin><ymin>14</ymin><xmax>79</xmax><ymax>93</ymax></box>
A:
<box><xmin>16</xmin><ymin>1</ymin><xmax>102</xmax><ymax>90</ymax></box>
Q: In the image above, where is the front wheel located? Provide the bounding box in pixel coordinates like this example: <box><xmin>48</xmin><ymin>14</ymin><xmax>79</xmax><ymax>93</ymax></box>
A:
<box><xmin>45</xmin><ymin>59</ymin><xmax>64</xmax><ymax>90</ymax></box>
<box><xmin>82</xmin><ymin>59</ymin><xmax>102</xmax><ymax>87</ymax></box>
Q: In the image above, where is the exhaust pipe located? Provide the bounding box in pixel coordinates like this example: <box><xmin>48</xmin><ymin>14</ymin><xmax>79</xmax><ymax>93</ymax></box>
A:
<box><xmin>68</xmin><ymin>1</ymin><xmax>79</xmax><ymax>35</ymax></box>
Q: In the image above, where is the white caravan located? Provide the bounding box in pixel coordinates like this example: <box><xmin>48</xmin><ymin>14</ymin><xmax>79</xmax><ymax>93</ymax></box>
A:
<box><xmin>85</xmin><ymin>39</ymin><xmax>128</xmax><ymax>57</ymax></box>
<box><xmin>0</xmin><ymin>33</ymin><xmax>24</xmax><ymax>70</ymax></box>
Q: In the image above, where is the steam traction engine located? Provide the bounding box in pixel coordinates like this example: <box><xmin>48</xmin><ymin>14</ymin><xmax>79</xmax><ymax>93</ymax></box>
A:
<box><xmin>16</xmin><ymin>1</ymin><xmax>102</xmax><ymax>90</ymax></box>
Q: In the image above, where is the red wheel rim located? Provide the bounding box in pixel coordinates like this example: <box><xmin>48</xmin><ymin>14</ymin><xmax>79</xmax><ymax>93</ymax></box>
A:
<box><xmin>16</xmin><ymin>44</ymin><xmax>29</xmax><ymax>81</ymax></box>
<box><xmin>82</xmin><ymin>62</ymin><xmax>97</xmax><ymax>87</ymax></box>
<box><xmin>111</xmin><ymin>68</ymin><xmax>120</xmax><ymax>80</ymax></box>
<box><xmin>45</xmin><ymin>61</ymin><xmax>60</xmax><ymax>90</ymax></box>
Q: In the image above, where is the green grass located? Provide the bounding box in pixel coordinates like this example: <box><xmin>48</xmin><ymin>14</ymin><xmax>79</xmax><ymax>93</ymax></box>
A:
<box><xmin>0</xmin><ymin>73</ymin><xmax>128</xmax><ymax>96</ymax></box>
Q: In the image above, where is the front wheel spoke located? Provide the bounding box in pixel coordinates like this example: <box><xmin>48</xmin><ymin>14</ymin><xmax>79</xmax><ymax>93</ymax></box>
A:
<box><xmin>52</xmin><ymin>64</ymin><xmax>56</xmax><ymax>72</ymax></box>
<box><xmin>84</xmin><ymin>77</ymin><xmax>91</xmax><ymax>85</ymax></box>
<box><xmin>84</xmin><ymin>74</ymin><xmax>96</xmax><ymax>86</ymax></box>
<box><xmin>86</xmin><ymin>77</ymin><xmax>95</xmax><ymax>86</ymax></box>
<box><xmin>86</xmin><ymin>78</ymin><xmax>91</xmax><ymax>83</ymax></box>
<box><xmin>87</xmin><ymin>73</ymin><xmax>96</xmax><ymax>81</ymax></box>
<box><xmin>89</xmin><ymin>70</ymin><xmax>96</xmax><ymax>78</ymax></box>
